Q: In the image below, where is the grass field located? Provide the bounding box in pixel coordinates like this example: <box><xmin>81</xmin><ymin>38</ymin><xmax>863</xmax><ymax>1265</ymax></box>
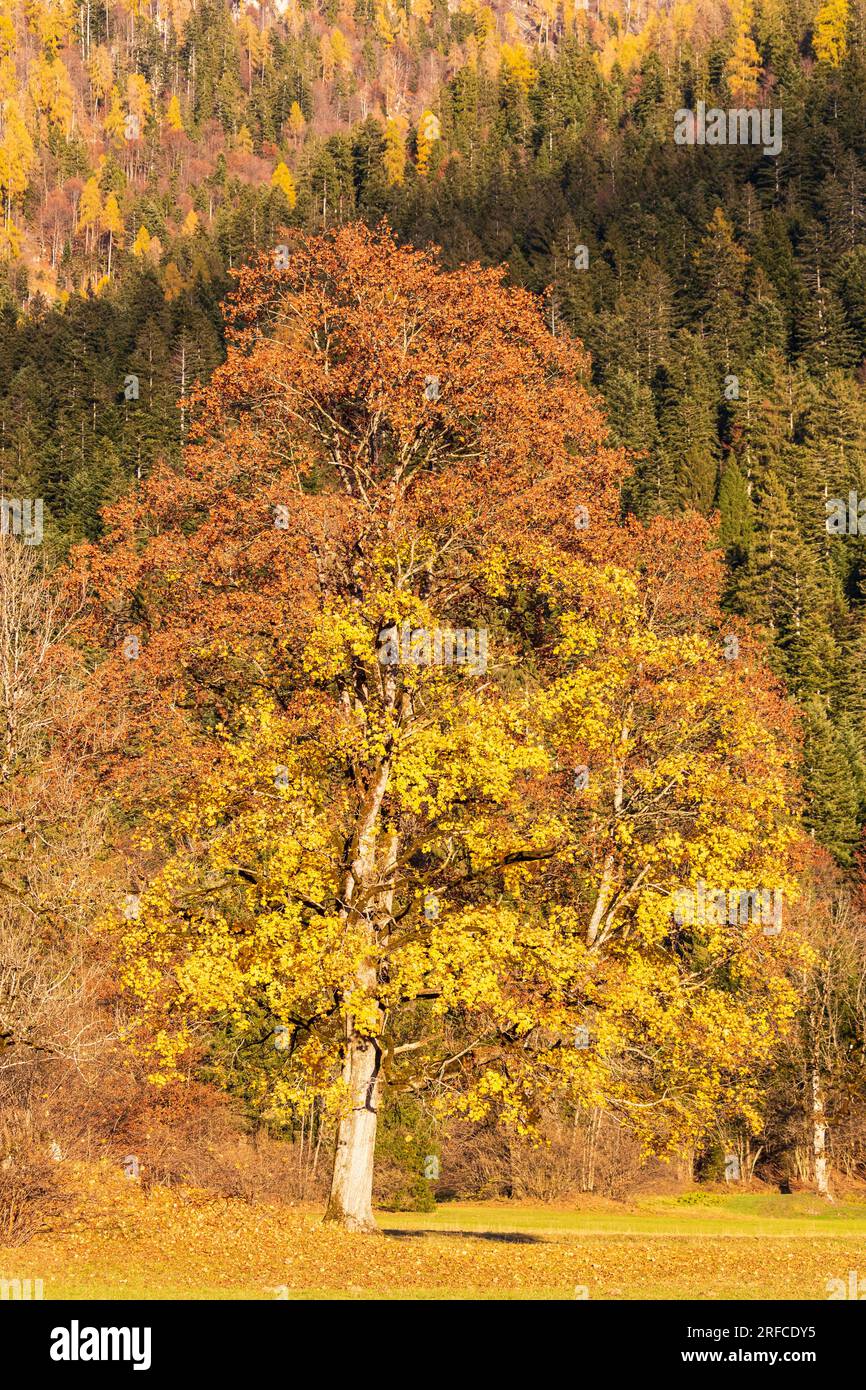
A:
<box><xmin>3</xmin><ymin>1167</ymin><xmax>866</xmax><ymax>1300</ymax></box>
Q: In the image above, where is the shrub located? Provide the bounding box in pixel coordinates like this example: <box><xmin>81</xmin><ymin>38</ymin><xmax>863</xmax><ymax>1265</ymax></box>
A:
<box><xmin>0</xmin><ymin>1152</ymin><xmax>67</xmax><ymax>1246</ymax></box>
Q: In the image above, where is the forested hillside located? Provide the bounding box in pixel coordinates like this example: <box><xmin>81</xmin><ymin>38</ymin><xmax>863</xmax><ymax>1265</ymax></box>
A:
<box><xmin>2</xmin><ymin>0</ymin><xmax>866</xmax><ymax>860</ymax></box>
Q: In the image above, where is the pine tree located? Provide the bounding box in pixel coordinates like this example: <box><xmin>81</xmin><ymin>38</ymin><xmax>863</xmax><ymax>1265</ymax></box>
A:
<box><xmin>835</xmin><ymin>245</ymin><xmax>866</xmax><ymax>356</ymax></box>
<box><xmin>802</xmin><ymin>696</ymin><xmax>860</xmax><ymax>863</ymax></box>
<box><xmin>653</xmin><ymin>332</ymin><xmax>721</xmax><ymax>514</ymax></box>
<box><xmin>718</xmin><ymin>459</ymin><xmax>754</xmax><ymax>567</ymax></box>
<box><xmin>595</xmin><ymin>257</ymin><xmax>674</xmax><ymax>385</ymax></box>
<box><xmin>831</xmin><ymin>614</ymin><xmax>866</xmax><ymax>752</ymax></box>
<box><xmin>603</xmin><ymin>368</ymin><xmax>668</xmax><ymax>520</ymax></box>
<box><xmin>692</xmin><ymin>208</ymin><xmax>749</xmax><ymax>369</ymax></box>
<box><xmin>734</xmin><ymin>469</ymin><xmax>835</xmax><ymax>696</ymax></box>
<box><xmin>797</xmin><ymin>237</ymin><xmax>859</xmax><ymax>371</ymax></box>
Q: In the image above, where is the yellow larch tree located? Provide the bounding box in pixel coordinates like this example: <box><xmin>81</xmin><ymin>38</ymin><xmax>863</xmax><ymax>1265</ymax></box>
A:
<box><xmin>100</xmin><ymin>190</ymin><xmax>124</xmax><ymax>276</ymax></box>
<box><xmin>0</xmin><ymin>97</ymin><xmax>34</xmax><ymax>248</ymax></box>
<box><xmin>77</xmin><ymin>174</ymin><xmax>102</xmax><ymax>254</ymax></box>
<box><xmin>0</xmin><ymin>56</ymin><xmax>16</xmax><ymax>104</ymax></box>
<box><xmin>165</xmin><ymin>93</ymin><xmax>184</xmax><ymax>132</ymax></box>
<box><xmin>329</xmin><ymin>26</ymin><xmax>352</xmax><ymax>72</ymax></box>
<box><xmin>87</xmin><ymin>45</ymin><xmax>114</xmax><ymax>110</ymax></box>
<box><xmin>104</xmin><ymin>86</ymin><xmax>126</xmax><ymax>140</ymax></box>
<box><xmin>726</xmin><ymin>0</ymin><xmax>763</xmax><ymax>101</ymax></box>
<box><xmin>0</xmin><ymin>5</ymin><xmax>15</xmax><ymax>60</ymax></box>
<box><xmin>415</xmin><ymin>109</ymin><xmax>441</xmax><ymax>176</ymax></box>
<box><xmin>812</xmin><ymin>0</ymin><xmax>849</xmax><ymax>66</ymax></box>
<box><xmin>271</xmin><ymin>160</ymin><xmax>297</xmax><ymax>209</ymax></box>
<box><xmin>131</xmin><ymin>223</ymin><xmax>152</xmax><ymax>257</ymax></box>
<box><xmin>383</xmin><ymin>114</ymin><xmax>408</xmax><ymax>186</ymax></box>
<box><xmin>319</xmin><ymin>31</ymin><xmax>336</xmax><ymax>82</ymax></box>
<box><xmin>500</xmin><ymin>42</ymin><xmax>537</xmax><ymax>94</ymax></box>
<box><xmin>126</xmin><ymin>73</ymin><xmax>153</xmax><ymax>131</ymax></box>
<box><xmin>28</xmin><ymin>55</ymin><xmax>75</xmax><ymax>136</ymax></box>
<box><xmin>376</xmin><ymin>0</ymin><xmax>407</xmax><ymax>44</ymax></box>
<box><xmin>25</xmin><ymin>0</ymin><xmax>75</xmax><ymax>54</ymax></box>
<box><xmin>162</xmin><ymin>260</ymin><xmax>186</xmax><ymax>299</ymax></box>
<box><xmin>288</xmin><ymin>100</ymin><xmax>306</xmax><ymax>144</ymax></box>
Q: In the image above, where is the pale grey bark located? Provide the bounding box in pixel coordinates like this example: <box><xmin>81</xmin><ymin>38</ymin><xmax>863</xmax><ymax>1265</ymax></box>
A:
<box><xmin>812</xmin><ymin>1065</ymin><xmax>831</xmax><ymax>1200</ymax></box>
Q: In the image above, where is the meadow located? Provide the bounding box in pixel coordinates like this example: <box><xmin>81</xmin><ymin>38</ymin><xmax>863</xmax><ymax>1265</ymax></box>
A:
<box><xmin>3</xmin><ymin>1169</ymin><xmax>865</xmax><ymax>1301</ymax></box>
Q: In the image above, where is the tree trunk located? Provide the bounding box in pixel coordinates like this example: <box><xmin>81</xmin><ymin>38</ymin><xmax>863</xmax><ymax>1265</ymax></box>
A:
<box><xmin>812</xmin><ymin>1065</ymin><xmax>831</xmax><ymax>1200</ymax></box>
<box><xmin>586</xmin><ymin>701</ymin><xmax>632</xmax><ymax>947</ymax></box>
<box><xmin>324</xmin><ymin>1031</ymin><xmax>381</xmax><ymax>1232</ymax></box>
<box><xmin>322</xmin><ymin>649</ymin><xmax>402</xmax><ymax>1229</ymax></box>
<box><xmin>322</xmin><ymin>762</ymin><xmax>394</xmax><ymax>1231</ymax></box>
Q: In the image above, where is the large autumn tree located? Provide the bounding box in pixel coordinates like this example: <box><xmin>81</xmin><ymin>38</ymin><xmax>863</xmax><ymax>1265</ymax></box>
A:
<box><xmin>75</xmin><ymin>224</ymin><xmax>806</xmax><ymax>1230</ymax></box>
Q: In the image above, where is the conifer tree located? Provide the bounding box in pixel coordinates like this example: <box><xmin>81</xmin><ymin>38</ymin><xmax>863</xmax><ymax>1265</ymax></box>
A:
<box><xmin>719</xmin><ymin>459</ymin><xmax>755</xmax><ymax>568</ymax></box>
<box><xmin>734</xmin><ymin>469</ymin><xmax>835</xmax><ymax>696</ymax></box>
<box><xmin>802</xmin><ymin>696</ymin><xmax>861</xmax><ymax>863</ymax></box>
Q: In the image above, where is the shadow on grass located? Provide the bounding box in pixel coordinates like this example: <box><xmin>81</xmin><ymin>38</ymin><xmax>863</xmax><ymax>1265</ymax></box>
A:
<box><xmin>381</xmin><ymin>1228</ymin><xmax>546</xmax><ymax>1244</ymax></box>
